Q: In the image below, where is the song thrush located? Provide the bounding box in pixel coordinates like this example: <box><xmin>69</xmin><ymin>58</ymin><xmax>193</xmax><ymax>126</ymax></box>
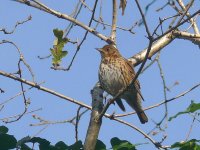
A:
<box><xmin>96</xmin><ymin>45</ymin><xmax>148</xmax><ymax>124</ymax></box>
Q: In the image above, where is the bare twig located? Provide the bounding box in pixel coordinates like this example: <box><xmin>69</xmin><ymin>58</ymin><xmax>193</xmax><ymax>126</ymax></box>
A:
<box><xmin>31</xmin><ymin>115</ymin><xmax>75</xmax><ymax>126</ymax></box>
<box><xmin>0</xmin><ymin>40</ymin><xmax>36</xmax><ymax>122</ymax></box>
<box><xmin>177</xmin><ymin>0</ymin><xmax>199</xmax><ymax>34</ymax></box>
<box><xmin>0</xmin><ymin>70</ymin><xmax>92</xmax><ymax>109</ymax></box>
<box><xmin>156</xmin><ymin>54</ymin><xmax>168</xmax><ymax>128</ymax></box>
<box><xmin>37</xmin><ymin>54</ymin><xmax>51</xmax><ymax>60</ymax></box>
<box><xmin>0</xmin><ymin>88</ymin><xmax>5</xmax><ymax>93</ymax></box>
<box><xmin>185</xmin><ymin>113</ymin><xmax>197</xmax><ymax>141</ymax></box>
<box><xmin>153</xmin><ymin>9</ymin><xmax>200</xmax><ymax>42</ymax></box>
<box><xmin>13</xmin><ymin>0</ymin><xmax>112</xmax><ymax>43</ymax></box>
<box><xmin>141</xmin><ymin>52</ymin><xmax>160</xmax><ymax>73</ymax></box>
<box><xmin>0</xmin><ymin>108</ymin><xmax>42</xmax><ymax>123</ymax></box>
<box><xmin>110</xmin><ymin>0</ymin><xmax>117</xmax><ymax>43</ymax></box>
<box><xmin>93</xmin><ymin>18</ymin><xmax>135</xmax><ymax>34</ymax></box>
<box><xmin>152</xmin><ymin>14</ymin><xmax>181</xmax><ymax>37</ymax></box>
<box><xmin>129</xmin><ymin>9</ymin><xmax>200</xmax><ymax>66</ymax></box>
<box><xmin>0</xmin><ymin>82</ymin><xmax>44</xmax><ymax>106</ymax></box>
<box><xmin>110</xmin><ymin>117</ymin><xmax>163</xmax><ymax>149</ymax></box>
<box><xmin>0</xmin><ymin>106</ymin><xmax>4</xmax><ymax>112</ymax></box>
<box><xmin>64</xmin><ymin>1</ymin><xmax>82</xmax><ymax>37</ymax></box>
<box><xmin>115</xmin><ymin>83</ymin><xmax>200</xmax><ymax>118</ymax></box>
<box><xmin>1</xmin><ymin>68</ymin><xmax>198</xmax><ymax>149</ymax></box>
<box><xmin>66</xmin><ymin>0</ymin><xmax>99</xmax><ymax>70</ymax></box>
<box><xmin>156</xmin><ymin>1</ymin><xmax>170</xmax><ymax>12</ymax></box>
<box><xmin>175</xmin><ymin>0</ymin><xmax>194</xmax><ymax>26</ymax></box>
<box><xmin>135</xmin><ymin>0</ymin><xmax>151</xmax><ymax>37</ymax></box>
<box><xmin>75</xmin><ymin>106</ymin><xmax>83</xmax><ymax>142</ymax></box>
<box><xmin>0</xmin><ymin>40</ymin><xmax>35</xmax><ymax>82</ymax></box>
<box><xmin>30</xmin><ymin>109</ymin><xmax>88</xmax><ymax>127</ymax></box>
<box><xmin>0</xmin><ymin>15</ymin><xmax>32</xmax><ymax>34</ymax></box>
<box><xmin>94</xmin><ymin>0</ymin><xmax>105</xmax><ymax>30</ymax></box>
<box><xmin>32</xmin><ymin>125</ymin><xmax>49</xmax><ymax>138</ymax></box>
<box><xmin>80</xmin><ymin>0</ymin><xmax>92</xmax><ymax>12</ymax></box>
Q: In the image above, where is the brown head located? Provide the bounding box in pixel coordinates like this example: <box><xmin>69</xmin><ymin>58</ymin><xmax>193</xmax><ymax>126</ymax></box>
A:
<box><xmin>96</xmin><ymin>45</ymin><xmax>121</xmax><ymax>58</ymax></box>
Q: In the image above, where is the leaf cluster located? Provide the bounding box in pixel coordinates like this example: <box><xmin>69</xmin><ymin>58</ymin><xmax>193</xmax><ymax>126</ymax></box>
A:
<box><xmin>50</xmin><ymin>29</ymin><xmax>68</xmax><ymax>67</ymax></box>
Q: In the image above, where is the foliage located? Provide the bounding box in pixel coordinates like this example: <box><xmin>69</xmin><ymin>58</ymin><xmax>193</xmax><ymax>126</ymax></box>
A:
<box><xmin>50</xmin><ymin>29</ymin><xmax>68</xmax><ymax>67</ymax></box>
<box><xmin>0</xmin><ymin>126</ymin><xmax>17</xmax><ymax>150</ymax></box>
<box><xmin>169</xmin><ymin>101</ymin><xmax>200</xmax><ymax>121</ymax></box>
<box><xmin>171</xmin><ymin>139</ymin><xmax>200</xmax><ymax>150</ymax></box>
<box><xmin>3</xmin><ymin>99</ymin><xmax>199</xmax><ymax>150</ymax></box>
<box><xmin>110</xmin><ymin>137</ymin><xmax>136</xmax><ymax>150</ymax></box>
<box><xmin>1</xmin><ymin>125</ymin><xmax>200</xmax><ymax>150</ymax></box>
<box><xmin>0</xmin><ymin>127</ymin><xmax>138</xmax><ymax>150</ymax></box>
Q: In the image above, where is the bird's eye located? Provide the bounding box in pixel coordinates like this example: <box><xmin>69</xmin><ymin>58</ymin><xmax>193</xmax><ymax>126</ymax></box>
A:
<box><xmin>106</xmin><ymin>48</ymin><xmax>109</xmax><ymax>51</ymax></box>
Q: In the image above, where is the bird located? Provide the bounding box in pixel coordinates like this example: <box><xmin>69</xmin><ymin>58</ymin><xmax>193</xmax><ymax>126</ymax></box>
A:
<box><xmin>96</xmin><ymin>45</ymin><xmax>148</xmax><ymax>124</ymax></box>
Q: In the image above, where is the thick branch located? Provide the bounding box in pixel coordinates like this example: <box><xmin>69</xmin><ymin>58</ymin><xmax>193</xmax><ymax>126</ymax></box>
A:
<box><xmin>128</xmin><ymin>9</ymin><xmax>200</xmax><ymax>66</ymax></box>
<box><xmin>128</xmin><ymin>32</ymin><xmax>175</xmax><ymax>66</ymax></box>
<box><xmin>172</xmin><ymin>30</ymin><xmax>200</xmax><ymax>45</ymax></box>
<box><xmin>128</xmin><ymin>30</ymin><xmax>200</xmax><ymax>67</ymax></box>
<box><xmin>84</xmin><ymin>82</ymin><xmax>104</xmax><ymax>150</ymax></box>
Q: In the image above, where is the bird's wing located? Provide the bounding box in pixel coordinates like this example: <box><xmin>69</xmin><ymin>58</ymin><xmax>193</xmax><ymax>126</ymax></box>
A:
<box><xmin>125</xmin><ymin>59</ymin><xmax>144</xmax><ymax>101</ymax></box>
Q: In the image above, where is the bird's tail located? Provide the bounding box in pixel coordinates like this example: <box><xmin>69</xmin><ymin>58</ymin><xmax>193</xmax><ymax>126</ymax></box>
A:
<box><xmin>125</xmin><ymin>93</ymin><xmax>148</xmax><ymax>124</ymax></box>
<box><xmin>116</xmin><ymin>98</ymin><xmax>126</xmax><ymax>111</ymax></box>
<box><xmin>135</xmin><ymin>110</ymin><xmax>148</xmax><ymax>124</ymax></box>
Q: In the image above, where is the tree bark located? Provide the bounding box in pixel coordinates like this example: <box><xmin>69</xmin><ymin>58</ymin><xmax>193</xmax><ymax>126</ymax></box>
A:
<box><xmin>84</xmin><ymin>82</ymin><xmax>104</xmax><ymax>150</ymax></box>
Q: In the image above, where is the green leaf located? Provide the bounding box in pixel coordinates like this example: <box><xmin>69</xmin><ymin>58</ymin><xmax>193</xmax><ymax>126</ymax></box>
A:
<box><xmin>68</xmin><ymin>140</ymin><xmax>83</xmax><ymax>150</ymax></box>
<box><xmin>16</xmin><ymin>136</ymin><xmax>31</xmax><ymax>148</ymax></box>
<box><xmin>51</xmin><ymin>29</ymin><xmax>68</xmax><ymax>67</ymax></box>
<box><xmin>55</xmin><ymin>141</ymin><xmax>68</xmax><ymax>149</ymax></box>
<box><xmin>187</xmin><ymin>101</ymin><xmax>200</xmax><ymax>113</ymax></box>
<box><xmin>30</xmin><ymin>137</ymin><xmax>51</xmax><ymax>149</ymax></box>
<box><xmin>20</xmin><ymin>144</ymin><xmax>32</xmax><ymax>150</ymax></box>
<box><xmin>111</xmin><ymin>137</ymin><xmax>136</xmax><ymax>150</ymax></box>
<box><xmin>171</xmin><ymin>139</ymin><xmax>200</xmax><ymax>150</ymax></box>
<box><xmin>0</xmin><ymin>134</ymin><xmax>17</xmax><ymax>149</ymax></box>
<box><xmin>95</xmin><ymin>139</ymin><xmax>106</xmax><ymax>150</ymax></box>
<box><xmin>0</xmin><ymin>126</ymin><xmax>8</xmax><ymax>134</ymax></box>
<box><xmin>53</xmin><ymin>29</ymin><xmax>64</xmax><ymax>41</ymax></box>
<box><xmin>169</xmin><ymin>101</ymin><xmax>200</xmax><ymax>121</ymax></box>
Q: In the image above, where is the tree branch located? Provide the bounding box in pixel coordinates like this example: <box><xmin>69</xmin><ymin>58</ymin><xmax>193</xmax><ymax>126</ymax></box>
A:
<box><xmin>114</xmin><ymin>83</ymin><xmax>200</xmax><ymax>118</ymax></box>
<box><xmin>13</xmin><ymin>0</ymin><xmax>113</xmax><ymax>44</ymax></box>
<box><xmin>177</xmin><ymin>0</ymin><xmax>199</xmax><ymax>34</ymax></box>
<box><xmin>110</xmin><ymin>117</ymin><xmax>162</xmax><ymax>149</ymax></box>
<box><xmin>0</xmin><ymin>15</ymin><xmax>31</xmax><ymax>34</ymax></box>
<box><xmin>84</xmin><ymin>82</ymin><xmax>104</xmax><ymax>150</ymax></box>
<box><xmin>110</xmin><ymin>0</ymin><xmax>117</xmax><ymax>43</ymax></box>
<box><xmin>172</xmin><ymin>30</ymin><xmax>200</xmax><ymax>45</ymax></box>
<box><xmin>0</xmin><ymin>70</ymin><xmax>92</xmax><ymax>110</ymax></box>
<box><xmin>66</xmin><ymin>0</ymin><xmax>99</xmax><ymax>70</ymax></box>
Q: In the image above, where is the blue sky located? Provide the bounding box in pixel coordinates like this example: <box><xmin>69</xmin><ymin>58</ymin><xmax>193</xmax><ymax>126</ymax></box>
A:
<box><xmin>0</xmin><ymin>0</ymin><xmax>200</xmax><ymax>149</ymax></box>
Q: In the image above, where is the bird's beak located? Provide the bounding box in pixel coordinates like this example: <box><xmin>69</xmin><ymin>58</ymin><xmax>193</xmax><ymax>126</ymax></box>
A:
<box><xmin>95</xmin><ymin>48</ymin><xmax>102</xmax><ymax>52</ymax></box>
